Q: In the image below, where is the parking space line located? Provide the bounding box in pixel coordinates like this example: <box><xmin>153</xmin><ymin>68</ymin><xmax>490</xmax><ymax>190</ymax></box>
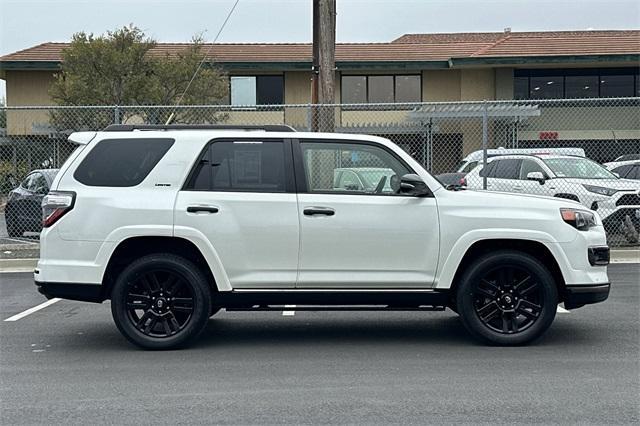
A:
<box><xmin>282</xmin><ymin>305</ymin><xmax>296</xmax><ymax>316</ymax></box>
<box><xmin>4</xmin><ymin>298</ymin><xmax>61</xmax><ymax>322</ymax></box>
<box><xmin>557</xmin><ymin>305</ymin><xmax>570</xmax><ymax>313</ymax></box>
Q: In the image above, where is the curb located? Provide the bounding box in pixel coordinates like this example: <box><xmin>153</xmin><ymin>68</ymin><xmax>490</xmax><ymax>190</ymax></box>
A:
<box><xmin>1</xmin><ymin>249</ymin><xmax>638</xmax><ymax>274</ymax></box>
<box><xmin>0</xmin><ymin>258</ymin><xmax>38</xmax><ymax>273</ymax></box>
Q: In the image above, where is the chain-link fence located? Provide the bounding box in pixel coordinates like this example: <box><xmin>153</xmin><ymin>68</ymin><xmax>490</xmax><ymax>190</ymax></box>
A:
<box><xmin>1</xmin><ymin>98</ymin><xmax>639</xmax><ymax>246</ymax></box>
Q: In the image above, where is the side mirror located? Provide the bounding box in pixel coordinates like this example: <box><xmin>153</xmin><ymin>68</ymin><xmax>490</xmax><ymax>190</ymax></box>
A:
<box><xmin>399</xmin><ymin>174</ymin><xmax>432</xmax><ymax>197</ymax></box>
<box><xmin>526</xmin><ymin>171</ymin><xmax>546</xmax><ymax>185</ymax></box>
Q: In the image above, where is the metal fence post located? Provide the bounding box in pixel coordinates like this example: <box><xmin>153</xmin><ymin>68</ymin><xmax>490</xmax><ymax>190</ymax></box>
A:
<box><xmin>482</xmin><ymin>100</ymin><xmax>488</xmax><ymax>190</ymax></box>
<box><xmin>114</xmin><ymin>106</ymin><xmax>121</xmax><ymax>124</ymax></box>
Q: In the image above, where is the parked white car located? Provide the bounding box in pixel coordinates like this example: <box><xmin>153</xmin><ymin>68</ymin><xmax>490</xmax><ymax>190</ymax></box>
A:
<box><xmin>36</xmin><ymin>125</ymin><xmax>610</xmax><ymax>349</ymax></box>
<box><xmin>456</xmin><ymin>147</ymin><xmax>585</xmax><ymax>174</ymax></box>
<box><xmin>465</xmin><ymin>154</ymin><xmax>640</xmax><ymax>238</ymax></box>
<box><xmin>604</xmin><ymin>159</ymin><xmax>640</xmax><ymax>180</ymax></box>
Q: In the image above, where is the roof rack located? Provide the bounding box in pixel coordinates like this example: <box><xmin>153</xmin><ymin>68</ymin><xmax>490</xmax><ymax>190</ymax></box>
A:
<box><xmin>103</xmin><ymin>124</ymin><xmax>296</xmax><ymax>132</ymax></box>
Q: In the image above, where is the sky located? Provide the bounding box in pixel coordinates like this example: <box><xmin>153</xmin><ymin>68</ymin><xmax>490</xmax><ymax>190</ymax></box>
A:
<box><xmin>1</xmin><ymin>0</ymin><xmax>639</xmax><ymax>100</ymax></box>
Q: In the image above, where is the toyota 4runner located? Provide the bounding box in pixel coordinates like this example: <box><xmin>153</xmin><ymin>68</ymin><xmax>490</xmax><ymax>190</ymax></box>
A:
<box><xmin>36</xmin><ymin>124</ymin><xmax>611</xmax><ymax>349</ymax></box>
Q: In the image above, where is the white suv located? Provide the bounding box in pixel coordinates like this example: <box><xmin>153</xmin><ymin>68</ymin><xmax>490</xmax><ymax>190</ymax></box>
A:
<box><xmin>36</xmin><ymin>125</ymin><xmax>611</xmax><ymax>349</ymax></box>
<box><xmin>465</xmin><ymin>154</ymin><xmax>640</xmax><ymax>240</ymax></box>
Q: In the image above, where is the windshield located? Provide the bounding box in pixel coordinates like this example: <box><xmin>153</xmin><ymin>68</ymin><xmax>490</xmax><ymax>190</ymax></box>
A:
<box><xmin>544</xmin><ymin>157</ymin><xmax>617</xmax><ymax>179</ymax></box>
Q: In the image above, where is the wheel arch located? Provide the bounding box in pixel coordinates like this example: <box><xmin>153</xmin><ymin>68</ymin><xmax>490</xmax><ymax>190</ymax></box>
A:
<box><xmin>443</xmin><ymin>238</ymin><xmax>567</xmax><ymax>303</ymax></box>
<box><xmin>101</xmin><ymin>236</ymin><xmax>222</xmax><ymax>299</ymax></box>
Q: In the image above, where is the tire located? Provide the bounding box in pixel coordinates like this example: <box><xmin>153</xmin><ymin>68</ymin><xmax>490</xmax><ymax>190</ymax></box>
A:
<box><xmin>110</xmin><ymin>254</ymin><xmax>212</xmax><ymax>350</ymax></box>
<box><xmin>456</xmin><ymin>250</ymin><xmax>558</xmax><ymax>346</ymax></box>
<box><xmin>5</xmin><ymin>210</ymin><xmax>23</xmax><ymax>238</ymax></box>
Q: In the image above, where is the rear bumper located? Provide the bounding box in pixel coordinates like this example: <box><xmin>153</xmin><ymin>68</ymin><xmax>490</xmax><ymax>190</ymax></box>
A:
<box><xmin>35</xmin><ymin>280</ymin><xmax>105</xmax><ymax>303</ymax></box>
<box><xmin>563</xmin><ymin>283</ymin><xmax>610</xmax><ymax>310</ymax></box>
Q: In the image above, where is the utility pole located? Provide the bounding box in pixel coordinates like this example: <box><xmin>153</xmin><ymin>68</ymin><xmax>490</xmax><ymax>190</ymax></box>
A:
<box><xmin>311</xmin><ymin>0</ymin><xmax>336</xmax><ymax>132</ymax></box>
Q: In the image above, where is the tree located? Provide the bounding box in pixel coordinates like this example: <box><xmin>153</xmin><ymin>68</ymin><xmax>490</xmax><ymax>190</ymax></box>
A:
<box><xmin>49</xmin><ymin>25</ymin><xmax>228</xmax><ymax>131</ymax></box>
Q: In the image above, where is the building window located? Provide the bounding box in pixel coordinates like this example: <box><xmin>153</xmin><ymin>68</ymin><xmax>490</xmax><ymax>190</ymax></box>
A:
<box><xmin>230</xmin><ymin>75</ymin><xmax>284</xmax><ymax>106</ymax></box>
<box><xmin>341</xmin><ymin>75</ymin><xmax>421</xmax><ymax>104</ymax></box>
<box><xmin>565</xmin><ymin>75</ymin><xmax>598</xmax><ymax>98</ymax></box>
<box><xmin>529</xmin><ymin>76</ymin><xmax>563</xmax><ymax>99</ymax></box>
<box><xmin>600</xmin><ymin>75</ymin><xmax>635</xmax><ymax>97</ymax></box>
<box><xmin>513</xmin><ymin>68</ymin><xmax>638</xmax><ymax>99</ymax></box>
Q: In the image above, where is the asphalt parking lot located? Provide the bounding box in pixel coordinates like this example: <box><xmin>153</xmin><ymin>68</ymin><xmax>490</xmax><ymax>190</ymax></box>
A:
<box><xmin>1</xmin><ymin>265</ymin><xmax>638</xmax><ymax>425</ymax></box>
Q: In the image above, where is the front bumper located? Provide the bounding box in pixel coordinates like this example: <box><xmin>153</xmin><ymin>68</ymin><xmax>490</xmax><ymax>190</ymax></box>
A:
<box><xmin>563</xmin><ymin>283</ymin><xmax>610</xmax><ymax>310</ymax></box>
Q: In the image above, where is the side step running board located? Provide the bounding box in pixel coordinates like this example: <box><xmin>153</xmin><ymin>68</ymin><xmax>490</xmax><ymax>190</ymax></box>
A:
<box><xmin>225</xmin><ymin>305</ymin><xmax>446</xmax><ymax>312</ymax></box>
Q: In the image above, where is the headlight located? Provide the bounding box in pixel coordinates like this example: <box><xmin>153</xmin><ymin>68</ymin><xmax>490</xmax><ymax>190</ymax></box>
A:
<box><xmin>583</xmin><ymin>184</ymin><xmax>618</xmax><ymax>197</ymax></box>
<box><xmin>560</xmin><ymin>208</ymin><xmax>597</xmax><ymax>231</ymax></box>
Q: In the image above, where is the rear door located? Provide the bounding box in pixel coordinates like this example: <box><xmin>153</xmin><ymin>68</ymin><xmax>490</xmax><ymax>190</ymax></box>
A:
<box><xmin>174</xmin><ymin>138</ymin><xmax>299</xmax><ymax>289</ymax></box>
<box><xmin>488</xmin><ymin>159</ymin><xmax>523</xmax><ymax>193</ymax></box>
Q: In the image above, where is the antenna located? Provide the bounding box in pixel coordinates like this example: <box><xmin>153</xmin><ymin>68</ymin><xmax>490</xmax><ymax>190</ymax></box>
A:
<box><xmin>165</xmin><ymin>0</ymin><xmax>241</xmax><ymax>125</ymax></box>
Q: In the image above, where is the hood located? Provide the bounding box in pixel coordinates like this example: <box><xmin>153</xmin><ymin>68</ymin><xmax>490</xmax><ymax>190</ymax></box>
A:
<box><xmin>464</xmin><ymin>188</ymin><xmax>582</xmax><ymax>208</ymax></box>
<box><xmin>559</xmin><ymin>178</ymin><xmax>640</xmax><ymax>191</ymax></box>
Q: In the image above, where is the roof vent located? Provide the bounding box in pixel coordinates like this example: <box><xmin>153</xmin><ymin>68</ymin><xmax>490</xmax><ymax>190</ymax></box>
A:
<box><xmin>504</xmin><ymin>27</ymin><xmax>512</xmax><ymax>34</ymax></box>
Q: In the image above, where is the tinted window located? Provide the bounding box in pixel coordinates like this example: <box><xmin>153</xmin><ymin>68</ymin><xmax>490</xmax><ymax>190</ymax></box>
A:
<box><xmin>600</xmin><ymin>75</ymin><xmax>634</xmax><ymax>97</ymax></box>
<box><xmin>256</xmin><ymin>76</ymin><xmax>284</xmax><ymax>105</ymax></box>
<box><xmin>479</xmin><ymin>161</ymin><xmax>496</xmax><ymax>178</ymax></box>
<box><xmin>301</xmin><ymin>142</ymin><xmax>411</xmax><ymax>195</ymax></box>
<box><xmin>31</xmin><ymin>173</ymin><xmax>48</xmax><ymax>192</ymax></box>
<box><xmin>186</xmin><ymin>140</ymin><xmax>287</xmax><ymax>192</ymax></box>
<box><xmin>629</xmin><ymin>165</ymin><xmax>640</xmax><ymax>180</ymax></box>
<box><xmin>395</xmin><ymin>75</ymin><xmax>421</xmax><ymax>102</ymax></box>
<box><xmin>519</xmin><ymin>159</ymin><xmax>546</xmax><ymax>180</ymax></box>
<box><xmin>342</xmin><ymin>76</ymin><xmax>367</xmax><ymax>103</ymax></box>
<box><xmin>565</xmin><ymin>76</ymin><xmax>598</xmax><ymax>98</ymax></box>
<box><xmin>368</xmin><ymin>76</ymin><xmax>394</xmax><ymax>103</ymax></box>
<box><xmin>74</xmin><ymin>138</ymin><xmax>174</xmax><ymax>187</ymax></box>
<box><xmin>530</xmin><ymin>76</ymin><xmax>563</xmax><ymax>99</ymax></box>
<box><xmin>21</xmin><ymin>174</ymin><xmax>34</xmax><ymax>190</ymax></box>
<box><xmin>492</xmin><ymin>159</ymin><xmax>523</xmax><ymax>180</ymax></box>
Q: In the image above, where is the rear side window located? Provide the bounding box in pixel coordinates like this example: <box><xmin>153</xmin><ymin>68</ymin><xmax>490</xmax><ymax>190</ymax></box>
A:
<box><xmin>185</xmin><ymin>140</ymin><xmax>288</xmax><ymax>192</ymax></box>
<box><xmin>74</xmin><ymin>138</ymin><xmax>174</xmax><ymax>187</ymax></box>
<box><xmin>492</xmin><ymin>159</ymin><xmax>523</xmax><ymax>179</ymax></box>
<box><xmin>612</xmin><ymin>165</ymin><xmax>632</xmax><ymax>178</ymax></box>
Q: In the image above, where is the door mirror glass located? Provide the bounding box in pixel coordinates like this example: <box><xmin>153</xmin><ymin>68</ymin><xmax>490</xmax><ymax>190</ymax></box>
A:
<box><xmin>399</xmin><ymin>174</ymin><xmax>431</xmax><ymax>197</ymax></box>
<box><xmin>526</xmin><ymin>171</ymin><xmax>546</xmax><ymax>184</ymax></box>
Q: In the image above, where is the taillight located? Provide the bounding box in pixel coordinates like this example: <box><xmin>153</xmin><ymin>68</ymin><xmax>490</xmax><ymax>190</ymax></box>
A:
<box><xmin>460</xmin><ymin>177</ymin><xmax>467</xmax><ymax>186</ymax></box>
<box><xmin>42</xmin><ymin>191</ymin><xmax>75</xmax><ymax>228</ymax></box>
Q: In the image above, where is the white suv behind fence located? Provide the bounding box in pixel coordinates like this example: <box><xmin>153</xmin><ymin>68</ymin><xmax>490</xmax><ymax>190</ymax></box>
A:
<box><xmin>36</xmin><ymin>125</ymin><xmax>611</xmax><ymax>349</ymax></box>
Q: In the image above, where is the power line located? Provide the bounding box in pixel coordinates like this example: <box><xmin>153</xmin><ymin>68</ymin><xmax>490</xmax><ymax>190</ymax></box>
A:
<box><xmin>165</xmin><ymin>0</ymin><xmax>241</xmax><ymax>125</ymax></box>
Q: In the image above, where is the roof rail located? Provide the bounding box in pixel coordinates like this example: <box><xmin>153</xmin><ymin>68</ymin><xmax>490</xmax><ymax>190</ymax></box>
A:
<box><xmin>103</xmin><ymin>124</ymin><xmax>296</xmax><ymax>132</ymax></box>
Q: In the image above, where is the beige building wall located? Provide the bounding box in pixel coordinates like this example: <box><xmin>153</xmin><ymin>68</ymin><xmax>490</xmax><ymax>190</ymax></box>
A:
<box><xmin>284</xmin><ymin>71</ymin><xmax>312</xmax><ymax>129</ymax></box>
<box><xmin>495</xmin><ymin>68</ymin><xmax>514</xmax><ymax>100</ymax></box>
<box><xmin>459</xmin><ymin>69</ymin><xmax>496</xmax><ymax>155</ymax></box>
<box><xmin>423</xmin><ymin>70</ymin><xmax>461</xmax><ymax>101</ymax></box>
<box><xmin>5</xmin><ymin>71</ymin><xmax>56</xmax><ymax>135</ymax></box>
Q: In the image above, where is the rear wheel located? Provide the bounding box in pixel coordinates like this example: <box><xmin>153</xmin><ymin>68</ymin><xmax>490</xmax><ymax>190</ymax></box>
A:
<box><xmin>5</xmin><ymin>209</ymin><xmax>23</xmax><ymax>238</ymax></box>
<box><xmin>110</xmin><ymin>254</ymin><xmax>211</xmax><ymax>350</ymax></box>
<box><xmin>456</xmin><ymin>250</ymin><xmax>558</xmax><ymax>346</ymax></box>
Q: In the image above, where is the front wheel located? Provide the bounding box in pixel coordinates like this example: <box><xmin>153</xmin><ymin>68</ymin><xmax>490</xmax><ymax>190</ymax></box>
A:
<box><xmin>456</xmin><ymin>250</ymin><xmax>558</xmax><ymax>346</ymax></box>
<box><xmin>111</xmin><ymin>254</ymin><xmax>212</xmax><ymax>350</ymax></box>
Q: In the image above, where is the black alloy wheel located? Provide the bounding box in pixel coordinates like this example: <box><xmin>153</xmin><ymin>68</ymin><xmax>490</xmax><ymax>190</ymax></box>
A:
<box><xmin>111</xmin><ymin>254</ymin><xmax>211</xmax><ymax>350</ymax></box>
<box><xmin>456</xmin><ymin>250</ymin><xmax>558</xmax><ymax>346</ymax></box>
<box><xmin>125</xmin><ymin>269</ymin><xmax>195</xmax><ymax>338</ymax></box>
<box><xmin>472</xmin><ymin>266</ymin><xmax>542</xmax><ymax>334</ymax></box>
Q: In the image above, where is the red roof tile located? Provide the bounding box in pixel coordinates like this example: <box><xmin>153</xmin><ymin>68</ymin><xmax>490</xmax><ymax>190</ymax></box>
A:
<box><xmin>1</xmin><ymin>30</ymin><xmax>638</xmax><ymax>64</ymax></box>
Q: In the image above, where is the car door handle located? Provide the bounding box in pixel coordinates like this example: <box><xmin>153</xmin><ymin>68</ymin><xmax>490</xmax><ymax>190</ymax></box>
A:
<box><xmin>303</xmin><ymin>207</ymin><xmax>335</xmax><ymax>216</ymax></box>
<box><xmin>187</xmin><ymin>206</ymin><xmax>219</xmax><ymax>214</ymax></box>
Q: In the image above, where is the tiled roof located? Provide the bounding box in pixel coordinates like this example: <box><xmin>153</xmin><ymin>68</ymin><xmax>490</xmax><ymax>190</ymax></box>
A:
<box><xmin>1</xmin><ymin>30</ymin><xmax>639</xmax><ymax>64</ymax></box>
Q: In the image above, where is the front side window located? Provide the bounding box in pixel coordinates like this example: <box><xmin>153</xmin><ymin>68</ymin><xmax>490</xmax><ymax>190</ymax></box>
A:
<box><xmin>186</xmin><ymin>140</ymin><xmax>288</xmax><ymax>192</ymax></box>
<box><xmin>230</xmin><ymin>75</ymin><xmax>284</xmax><ymax>106</ymax></box>
<box><xmin>519</xmin><ymin>159</ymin><xmax>546</xmax><ymax>180</ymax></box>
<box><xmin>301</xmin><ymin>141</ymin><xmax>411</xmax><ymax>195</ymax></box>
<box><xmin>74</xmin><ymin>138</ymin><xmax>174</xmax><ymax>187</ymax></box>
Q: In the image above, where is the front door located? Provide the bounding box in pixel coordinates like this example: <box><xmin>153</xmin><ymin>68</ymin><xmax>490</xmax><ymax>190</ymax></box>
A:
<box><xmin>174</xmin><ymin>138</ymin><xmax>299</xmax><ymax>289</ymax></box>
<box><xmin>295</xmin><ymin>140</ymin><xmax>440</xmax><ymax>288</ymax></box>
